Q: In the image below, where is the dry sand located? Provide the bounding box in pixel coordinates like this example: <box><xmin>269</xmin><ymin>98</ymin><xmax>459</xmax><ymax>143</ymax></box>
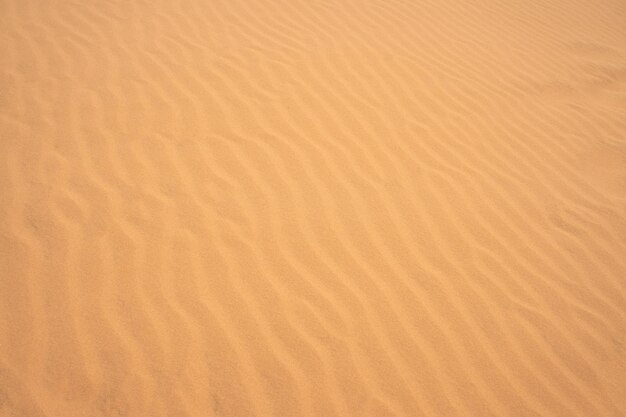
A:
<box><xmin>1</xmin><ymin>0</ymin><xmax>626</xmax><ymax>416</ymax></box>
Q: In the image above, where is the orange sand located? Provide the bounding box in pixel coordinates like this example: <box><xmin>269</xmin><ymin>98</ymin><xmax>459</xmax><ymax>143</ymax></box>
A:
<box><xmin>1</xmin><ymin>0</ymin><xmax>625</xmax><ymax>416</ymax></box>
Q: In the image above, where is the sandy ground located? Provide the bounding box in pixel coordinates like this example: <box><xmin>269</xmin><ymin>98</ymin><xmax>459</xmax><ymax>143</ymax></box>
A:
<box><xmin>1</xmin><ymin>0</ymin><xmax>626</xmax><ymax>416</ymax></box>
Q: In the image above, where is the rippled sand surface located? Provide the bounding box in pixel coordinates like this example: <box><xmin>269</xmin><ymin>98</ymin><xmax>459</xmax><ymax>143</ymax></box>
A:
<box><xmin>1</xmin><ymin>0</ymin><xmax>626</xmax><ymax>416</ymax></box>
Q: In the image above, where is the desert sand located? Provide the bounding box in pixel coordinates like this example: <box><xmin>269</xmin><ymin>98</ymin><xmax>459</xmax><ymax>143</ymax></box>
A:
<box><xmin>1</xmin><ymin>0</ymin><xmax>626</xmax><ymax>415</ymax></box>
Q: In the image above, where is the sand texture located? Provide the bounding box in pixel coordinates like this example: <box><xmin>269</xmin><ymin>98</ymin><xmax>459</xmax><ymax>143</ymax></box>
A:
<box><xmin>1</xmin><ymin>0</ymin><xmax>626</xmax><ymax>416</ymax></box>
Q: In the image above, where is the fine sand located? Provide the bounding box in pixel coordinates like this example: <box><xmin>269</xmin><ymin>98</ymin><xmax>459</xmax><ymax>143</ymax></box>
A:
<box><xmin>1</xmin><ymin>0</ymin><xmax>626</xmax><ymax>416</ymax></box>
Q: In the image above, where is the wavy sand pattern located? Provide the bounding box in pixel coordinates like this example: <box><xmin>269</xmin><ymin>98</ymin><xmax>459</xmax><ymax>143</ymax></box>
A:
<box><xmin>1</xmin><ymin>0</ymin><xmax>626</xmax><ymax>416</ymax></box>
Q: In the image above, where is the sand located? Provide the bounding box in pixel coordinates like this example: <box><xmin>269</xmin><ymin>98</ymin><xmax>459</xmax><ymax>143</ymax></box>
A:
<box><xmin>1</xmin><ymin>0</ymin><xmax>626</xmax><ymax>415</ymax></box>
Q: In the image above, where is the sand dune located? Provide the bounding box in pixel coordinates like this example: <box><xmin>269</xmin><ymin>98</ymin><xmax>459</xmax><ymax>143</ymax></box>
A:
<box><xmin>1</xmin><ymin>0</ymin><xmax>626</xmax><ymax>415</ymax></box>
